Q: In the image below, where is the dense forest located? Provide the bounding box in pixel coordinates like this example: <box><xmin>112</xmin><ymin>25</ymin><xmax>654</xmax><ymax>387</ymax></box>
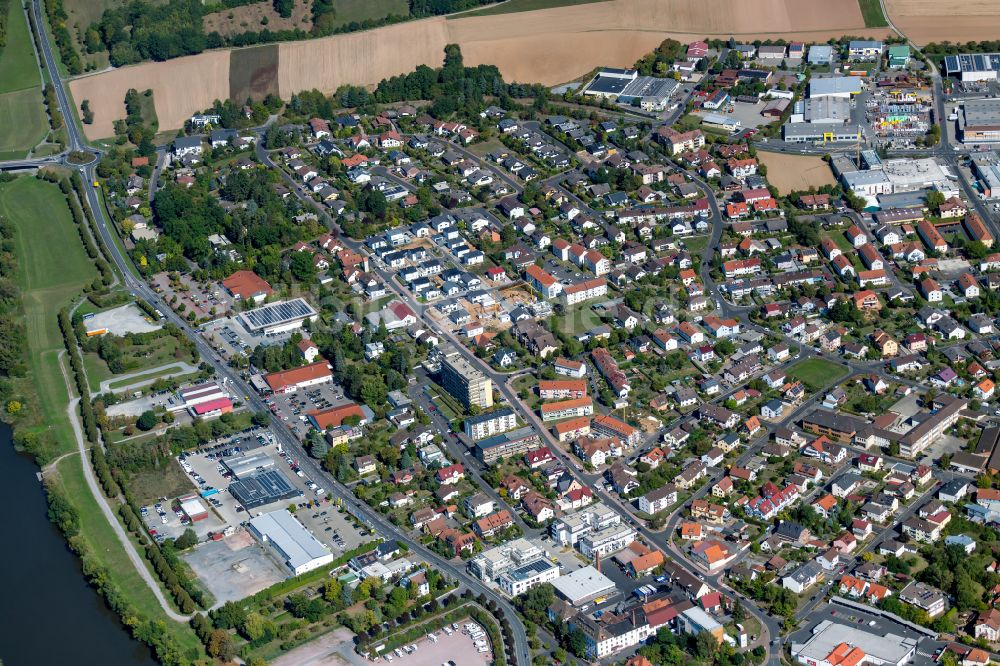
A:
<box><xmin>0</xmin><ymin>0</ymin><xmax>10</xmax><ymax>50</ymax></box>
<box><xmin>0</xmin><ymin>199</ymin><xmax>27</xmax><ymax>416</ymax></box>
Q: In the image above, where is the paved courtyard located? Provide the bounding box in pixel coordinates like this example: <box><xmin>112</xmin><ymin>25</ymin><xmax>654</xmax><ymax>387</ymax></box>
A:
<box><xmin>181</xmin><ymin>529</ymin><xmax>286</xmax><ymax>604</ymax></box>
<box><xmin>84</xmin><ymin>303</ymin><xmax>162</xmax><ymax>336</ymax></box>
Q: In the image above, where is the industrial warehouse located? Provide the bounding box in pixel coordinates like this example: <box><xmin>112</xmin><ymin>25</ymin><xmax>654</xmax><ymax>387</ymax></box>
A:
<box><xmin>583</xmin><ymin>68</ymin><xmax>680</xmax><ymax>110</ymax></box>
<box><xmin>237</xmin><ymin>298</ymin><xmax>318</xmax><ymax>336</ymax></box>
<box><xmin>229</xmin><ymin>468</ymin><xmax>301</xmax><ymax>510</ymax></box>
<box><xmin>248</xmin><ymin>510</ymin><xmax>334</xmax><ymax>575</ymax></box>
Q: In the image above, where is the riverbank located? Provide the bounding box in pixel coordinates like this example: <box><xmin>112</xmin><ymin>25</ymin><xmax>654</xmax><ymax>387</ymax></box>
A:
<box><xmin>0</xmin><ymin>424</ymin><xmax>157</xmax><ymax>665</ymax></box>
<box><xmin>0</xmin><ymin>174</ymin><xmax>204</xmax><ymax>663</ymax></box>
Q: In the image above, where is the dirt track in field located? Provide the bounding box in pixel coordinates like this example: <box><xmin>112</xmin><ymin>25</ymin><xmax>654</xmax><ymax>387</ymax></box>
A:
<box><xmin>68</xmin><ymin>0</ymin><xmax>890</xmax><ymax>139</ymax></box>
<box><xmin>884</xmin><ymin>0</ymin><xmax>1000</xmax><ymax>44</ymax></box>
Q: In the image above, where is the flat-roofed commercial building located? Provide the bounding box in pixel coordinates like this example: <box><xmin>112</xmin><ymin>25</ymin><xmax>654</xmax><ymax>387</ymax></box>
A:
<box><xmin>238</xmin><ymin>298</ymin><xmax>317</xmax><ymax>336</ymax></box>
<box><xmin>972</xmin><ymin>152</ymin><xmax>1000</xmax><ymax>197</ymax></box>
<box><xmin>178</xmin><ymin>382</ymin><xmax>228</xmax><ymax>408</ymax></box>
<box><xmin>783</xmin><ymin>123</ymin><xmax>861</xmax><ymax>143</ymax></box>
<box><xmin>474</xmin><ymin>426</ymin><xmax>540</xmax><ymax>464</ymax></box>
<box><xmin>801</xmin><ymin>409</ymin><xmax>867</xmax><ymax>442</ymax></box>
<box><xmin>961</xmin><ymin>98</ymin><xmax>1000</xmax><ymax>144</ymax></box>
<box><xmin>229</xmin><ymin>469</ymin><xmax>301</xmax><ymax>509</ymax></box>
<box><xmin>809</xmin><ymin>76</ymin><xmax>863</xmax><ymax>98</ymax></box>
<box><xmin>248</xmin><ymin>509</ymin><xmax>333</xmax><ymax>575</ymax></box>
<box><xmin>583</xmin><ymin>69</ymin><xmax>679</xmax><ymax>110</ymax></box>
<box><xmin>899</xmin><ymin>396</ymin><xmax>967</xmax><ymax>458</ymax></box>
<box><xmin>804</xmin><ymin>97</ymin><xmax>851</xmax><ymax>123</ymax></box>
<box><xmin>944</xmin><ymin>53</ymin><xmax>1000</xmax><ymax>82</ymax></box>
<box><xmin>441</xmin><ymin>348</ymin><xmax>493</xmax><ymax>409</ymax></box>
<box><xmin>791</xmin><ymin>619</ymin><xmax>917</xmax><ymax>666</ymax></box>
<box><xmin>224</xmin><ymin>452</ymin><xmax>275</xmax><ymax>480</ymax></box>
<box><xmin>498</xmin><ymin>558</ymin><xmax>560</xmax><ymax>596</ymax></box>
<box><xmin>551</xmin><ymin>565</ymin><xmax>617</xmax><ymax>605</ymax></box>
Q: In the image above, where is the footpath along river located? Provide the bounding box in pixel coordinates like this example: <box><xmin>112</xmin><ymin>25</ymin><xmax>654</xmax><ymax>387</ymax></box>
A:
<box><xmin>0</xmin><ymin>422</ymin><xmax>156</xmax><ymax>665</ymax></box>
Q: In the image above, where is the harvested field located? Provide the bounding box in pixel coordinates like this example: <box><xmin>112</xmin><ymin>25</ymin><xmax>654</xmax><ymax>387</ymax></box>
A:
<box><xmin>758</xmin><ymin>151</ymin><xmax>836</xmax><ymax>195</ymax></box>
<box><xmin>68</xmin><ymin>50</ymin><xmax>230</xmax><ymax>139</ymax></box>
<box><xmin>203</xmin><ymin>0</ymin><xmax>313</xmax><ymax>37</ymax></box>
<box><xmin>884</xmin><ymin>0</ymin><xmax>1000</xmax><ymax>44</ymax></box>
<box><xmin>231</xmin><ymin>44</ymin><xmax>280</xmax><ymax>103</ymax></box>
<box><xmin>275</xmin><ymin>18</ymin><xmax>451</xmax><ymax>98</ymax></box>
<box><xmin>69</xmin><ymin>0</ymin><xmax>888</xmax><ymax>139</ymax></box>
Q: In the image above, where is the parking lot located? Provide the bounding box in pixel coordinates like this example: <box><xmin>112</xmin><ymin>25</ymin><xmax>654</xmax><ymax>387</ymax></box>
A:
<box><xmin>150</xmin><ymin>272</ymin><xmax>236</xmax><ymax>321</ymax></box>
<box><xmin>266</xmin><ymin>381</ymin><xmax>349</xmax><ymax>439</ymax></box>
<box><xmin>106</xmin><ymin>389</ymin><xmax>190</xmax><ymax>419</ymax></box>
<box><xmin>180</xmin><ymin>435</ymin><xmax>372</xmax><ymax>551</ymax></box>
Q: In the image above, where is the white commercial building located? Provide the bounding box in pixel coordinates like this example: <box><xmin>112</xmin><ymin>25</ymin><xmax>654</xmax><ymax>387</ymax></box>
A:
<box><xmin>579</xmin><ymin>523</ymin><xmax>637</xmax><ymax>558</ymax></box>
<box><xmin>809</xmin><ymin>77</ymin><xmax>863</xmax><ymax>98</ymax></box>
<box><xmin>468</xmin><ymin>538</ymin><xmax>548</xmax><ymax>581</ymax></box>
<box><xmin>551</xmin><ymin>565</ymin><xmax>617</xmax><ymax>605</ymax></box>
<box><xmin>177</xmin><ymin>382</ymin><xmax>228</xmax><ymax>408</ymax></box>
<box><xmin>248</xmin><ymin>510</ymin><xmax>334</xmax><ymax>575</ymax></box>
<box><xmin>238</xmin><ymin>298</ymin><xmax>318</xmax><ymax>336</ymax></box>
<box><xmin>498</xmin><ymin>558</ymin><xmax>561</xmax><ymax>596</ymax></box>
<box><xmin>791</xmin><ymin>619</ymin><xmax>917</xmax><ymax>666</ymax></box>
<box><xmin>550</xmin><ymin>502</ymin><xmax>621</xmax><ymax>547</ymax></box>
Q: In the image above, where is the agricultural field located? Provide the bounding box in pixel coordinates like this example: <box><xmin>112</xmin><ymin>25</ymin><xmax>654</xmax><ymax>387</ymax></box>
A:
<box><xmin>787</xmin><ymin>357</ymin><xmax>848</xmax><ymax>392</ymax></box>
<box><xmin>229</xmin><ymin>43</ymin><xmax>280</xmax><ymax>104</ymax></box>
<box><xmin>0</xmin><ymin>0</ymin><xmax>47</xmax><ymax>158</ymax></box>
<box><xmin>857</xmin><ymin>0</ymin><xmax>888</xmax><ymax>27</ymax></box>
<box><xmin>457</xmin><ymin>0</ymin><xmax>604</xmax><ymax>18</ymax></box>
<box><xmin>757</xmin><ymin>151</ymin><xmax>836</xmax><ymax>195</ymax></box>
<box><xmin>885</xmin><ymin>0</ymin><xmax>1000</xmax><ymax>44</ymax></box>
<box><xmin>1</xmin><ymin>176</ymin><xmax>96</xmax><ymax>462</ymax></box>
<box><xmin>70</xmin><ymin>0</ymin><xmax>886</xmax><ymax>138</ymax></box>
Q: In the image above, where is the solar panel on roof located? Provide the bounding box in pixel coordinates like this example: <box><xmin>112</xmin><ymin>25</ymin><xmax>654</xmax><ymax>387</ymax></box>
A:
<box><xmin>229</xmin><ymin>469</ymin><xmax>300</xmax><ymax>509</ymax></box>
<box><xmin>239</xmin><ymin>298</ymin><xmax>316</xmax><ymax>330</ymax></box>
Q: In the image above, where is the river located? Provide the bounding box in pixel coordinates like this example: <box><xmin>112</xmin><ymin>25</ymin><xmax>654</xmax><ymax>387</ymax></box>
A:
<box><xmin>0</xmin><ymin>423</ymin><xmax>156</xmax><ymax>665</ymax></box>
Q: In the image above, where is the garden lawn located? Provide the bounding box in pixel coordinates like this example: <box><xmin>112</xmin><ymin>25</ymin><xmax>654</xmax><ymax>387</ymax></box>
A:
<box><xmin>2</xmin><ymin>177</ymin><xmax>96</xmax><ymax>460</ymax></box>
<box><xmin>787</xmin><ymin>357</ymin><xmax>848</xmax><ymax>391</ymax></box>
